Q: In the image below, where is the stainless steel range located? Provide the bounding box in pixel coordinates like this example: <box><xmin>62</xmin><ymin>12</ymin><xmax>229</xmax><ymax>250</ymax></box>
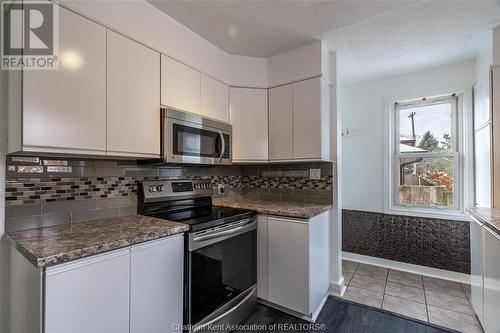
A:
<box><xmin>138</xmin><ymin>180</ymin><xmax>257</xmax><ymax>332</ymax></box>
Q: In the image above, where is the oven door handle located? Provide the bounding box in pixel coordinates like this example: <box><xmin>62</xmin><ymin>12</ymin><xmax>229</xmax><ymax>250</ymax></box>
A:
<box><xmin>193</xmin><ymin>286</ymin><xmax>257</xmax><ymax>332</ymax></box>
<box><xmin>218</xmin><ymin>130</ymin><xmax>225</xmax><ymax>161</ymax></box>
<box><xmin>193</xmin><ymin>220</ymin><xmax>256</xmax><ymax>243</ymax></box>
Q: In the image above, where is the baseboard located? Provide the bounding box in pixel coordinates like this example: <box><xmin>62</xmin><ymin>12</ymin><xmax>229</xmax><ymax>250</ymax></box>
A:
<box><xmin>343</xmin><ymin>252</ymin><xmax>471</xmax><ymax>284</ymax></box>
<box><xmin>329</xmin><ymin>277</ymin><xmax>347</xmax><ymax>297</ymax></box>
<box><xmin>257</xmin><ymin>293</ymin><xmax>329</xmax><ymax>323</ymax></box>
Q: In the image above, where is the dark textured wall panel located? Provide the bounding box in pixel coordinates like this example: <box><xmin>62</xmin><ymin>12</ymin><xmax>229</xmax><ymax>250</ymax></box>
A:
<box><xmin>342</xmin><ymin>209</ymin><xmax>470</xmax><ymax>274</ymax></box>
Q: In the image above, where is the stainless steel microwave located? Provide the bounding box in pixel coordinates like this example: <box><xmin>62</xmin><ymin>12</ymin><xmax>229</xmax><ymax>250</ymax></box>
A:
<box><xmin>160</xmin><ymin>108</ymin><xmax>232</xmax><ymax>165</ymax></box>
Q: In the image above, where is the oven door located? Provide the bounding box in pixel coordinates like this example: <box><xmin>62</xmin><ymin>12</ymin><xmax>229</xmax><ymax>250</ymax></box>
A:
<box><xmin>165</xmin><ymin>116</ymin><xmax>231</xmax><ymax>165</ymax></box>
<box><xmin>186</xmin><ymin>218</ymin><xmax>257</xmax><ymax>326</ymax></box>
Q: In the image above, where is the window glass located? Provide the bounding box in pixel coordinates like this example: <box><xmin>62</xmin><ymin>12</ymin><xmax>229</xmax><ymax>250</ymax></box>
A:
<box><xmin>397</xmin><ymin>157</ymin><xmax>454</xmax><ymax>208</ymax></box>
<box><xmin>399</xmin><ymin>102</ymin><xmax>453</xmax><ymax>153</ymax></box>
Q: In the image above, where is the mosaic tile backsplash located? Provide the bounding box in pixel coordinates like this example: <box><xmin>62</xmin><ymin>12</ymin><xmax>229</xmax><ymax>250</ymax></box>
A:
<box><xmin>342</xmin><ymin>209</ymin><xmax>470</xmax><ymax>274</ymax></box>
<box><xmin>4</xmin><ymin>157</ymin><xmax>333</xmax><ymax>232</ymax></box>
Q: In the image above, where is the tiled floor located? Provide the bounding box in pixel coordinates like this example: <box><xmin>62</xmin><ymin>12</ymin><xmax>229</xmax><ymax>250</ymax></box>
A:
<box><xmin>342</xmin><ymin>260</ymin><xmax>483</xmax><ymax>333</ymax></box>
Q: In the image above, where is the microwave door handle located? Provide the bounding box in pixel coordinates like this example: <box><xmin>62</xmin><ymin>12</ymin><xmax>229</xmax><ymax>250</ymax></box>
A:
<box><xmin>218</xmin><ymin>130</ymin><xmax>225</xmax><ymax>161</ymax></box>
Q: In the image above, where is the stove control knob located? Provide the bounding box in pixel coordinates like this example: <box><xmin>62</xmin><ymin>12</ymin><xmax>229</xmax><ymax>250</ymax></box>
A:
<box><xmin>157</xmin><ymin>185</ymin><xmax>164</xmax><ymax>192</ymax></box>
<box><xmin>148</xmin><ymin>185</ymin><xmax>157</xmax><ymax>193</ymax></box>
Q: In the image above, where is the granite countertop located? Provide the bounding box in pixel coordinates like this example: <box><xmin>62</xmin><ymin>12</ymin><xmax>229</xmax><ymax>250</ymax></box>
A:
<box><xmin>6</xmin><ymin>215</ymin><xmax>189</xmax><ymax>268</ymax></box>
<box><xmin>213</xmin><ymin>195</ymin><xmax>331</xmax><ymax>219</ymax></box>
<box><xmin>468</xmin><ymin>207</ymin><xmax>500</xmax><ymax>236</ymax></box>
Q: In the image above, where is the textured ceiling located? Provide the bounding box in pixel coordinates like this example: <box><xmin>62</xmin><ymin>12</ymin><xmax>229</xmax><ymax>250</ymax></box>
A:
<box><xmin>148</xmin><ymin>0</ymin><xmax>500</xmax><ymax>82</ymax></box>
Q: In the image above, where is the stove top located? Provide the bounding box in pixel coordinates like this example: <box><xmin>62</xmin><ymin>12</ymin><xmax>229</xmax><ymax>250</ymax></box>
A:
<box><xmin>137</xmin><ymin>180</ymin><xmax>256</xmax><ymax>232</ymax></box>
<box><xmin>150</xmin><ymin>205</ymin><xmax>255</xmax><ymax>232</ymax></box>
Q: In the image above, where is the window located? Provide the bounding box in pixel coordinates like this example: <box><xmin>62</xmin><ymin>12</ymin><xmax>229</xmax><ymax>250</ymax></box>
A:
<box><xmin>392</xmin><ymin>95</ymin><xmax>460</xmax><ymax>212</ymax></box>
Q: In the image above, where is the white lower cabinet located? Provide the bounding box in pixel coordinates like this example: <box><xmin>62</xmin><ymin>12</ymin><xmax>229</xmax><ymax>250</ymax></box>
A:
<box><xmin>268</xmin><ymin>216</ymin><xmax>310</xmax><ymax>314</ymax></box>
<box><xmin>483</xmin><ymin>226</ymin><xmax>500</xmax><ymax>333</ymax></box>
<box><xmin>470</xmin><ymin>217</ymin><xmax>484</xmax><ymax>325</ymax></box>
<box><xmin>45</xmin><ymin>249</ymin><xmax>131</xmax><ymax>333</ymax></box>
<box><xmin>257</xmin><ymin>215</ymin><xmax>269</xmax><ymax>299</ymax></box>
<box><xmin>258</xmin><ymin>211</ymin><xmax>330</xmax><ymax>319</ymax></box>
<box><xmin>130</xmin><ymin>236</ymin><xmax>184</xmax><ymax>333</ymax></box>
<box><xmin>44</xmin><ymin>235</ymin><xmax>184</xmax><ymax>333</ymax></box>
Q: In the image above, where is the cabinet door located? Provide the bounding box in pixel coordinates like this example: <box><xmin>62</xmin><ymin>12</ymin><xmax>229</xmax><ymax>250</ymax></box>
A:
<box><xmin>257</xmin><ymin>215</ymin><xmax>268</xmax><ymax>300</ymax></box>
<box><xmin>493</xmin><ymin>68</ymin><xmax>500</xmax><ymax>207</ymax></box>
<box><xmin>230</xmin><ymin>88</ymin><xmax>268</xmax><ymax>162</ymax></box>
<box><xmin>267</xmin><ymin>217</ymin><xmax>309</xmax><ymax>315</ymax></box>
<box><xmin>470</xmin><ymin>218</ymin><xmax>484</xmax><ymax>325</ymax></box>
<box><xmin>269</xmin><ymin>84</ymin><xmax>293</xmax><ymax>161</ymax></box>
<box><xmin>308</xmin><ymin>211</ymin><xmax>330</xmax><ymax>312</ymax></box>
<box><xmin>292</xmin><ymin>77</ymin><xmax>322</xmax><ymax>160</ymax></box>
<box><xmin>201</xmin><ymin>74</ymin><xmax>229</xmax><ymax>122</ymax></box>
<box><xmin>161</xmin><ymin>55</ymin><xmax>201</xmax><ymax>114</ymax></box>
<box><xmin>107</xmin><ymin>30</ymin><xmax>160</xmax><ymax>157</ymax></box>
<box><xmin>474</xmin><ymin>125</ymin><xmax>492</xmax><ymax>207</ymax></box>
<box><xmin>23</xmin><ymin>7</ymin><xmax>106</xmax><ymax>155</ymax></box>
<box><xmin>484</xmin><ymin>227</ymin><xmax>500</xmax><ymax>333</ymax></box>
<box><xmin>45</xmin><ymin>249</ymin><xmax>130</xmax><ymax>333</ymax></box>
<box><xmin>130</xmin><ymin>235</ymin><xmax>184</xmax><ymax>333</ymax></box>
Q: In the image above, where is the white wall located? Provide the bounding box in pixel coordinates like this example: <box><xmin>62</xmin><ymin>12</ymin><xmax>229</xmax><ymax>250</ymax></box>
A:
<box><xmin>267</xmin><ymin>41</ymin><xmax>323</xmax><ymax>87</ymax></box>
<box><xmin>341</xmin><ymin>60</ymin><xmax>475</xmax><ymax>213</ymax></box>
<box><xmin>329</xmin><ymin>52</ymin><xmax>344</xmax><ymax>295</ymax></box>
<box><xmin>61</xmin><ymin>0</ymin><xmax>270</xmax><ymax>87</ymax></box>
<box><xmin>229</xmin><ymin>55</ymin><xmax>268</xmax><ymax>88</ymax></box>
<box><xmin>493</xmin><ymin>26</ymin><xmax>500</xmax><ymax>66</ymax></box>
<box><xmin>474</xmin><ymin>31</ymin><xmax>493</xmax><ymax>207</ymax></box>
<box><xmin>61</xmin><ymin>0</ymin><xmax>312</xmax><ymax>89</ymax></box>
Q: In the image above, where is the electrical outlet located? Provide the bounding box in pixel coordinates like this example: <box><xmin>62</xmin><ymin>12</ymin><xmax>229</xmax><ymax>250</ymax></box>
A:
<box><xmin>217</xmin><ymin>183</ymin><xmax>226</xmax><ymax>195</ymax></box>
<box><xmin>309</xmin><ymin>169</ymin><xmax>321</xmax><ymax>180</ymax></box>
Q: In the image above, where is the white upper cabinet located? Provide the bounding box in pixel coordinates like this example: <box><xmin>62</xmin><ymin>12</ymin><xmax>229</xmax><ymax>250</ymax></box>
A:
<box><xmin>230</xmin><ymin>88</ymin><xmax>269</xmax><ymax>162</ymax></box>
<box><xmin>293</xmin><ymin>77</ymin><xmax>330</xmax><ymax>161</ymax></box>
<box><xmin>201</xmin><ymin>74</ymin><xmax>229</xmax><ymax>122</ymax></box>
<box><xmin>161</xmin><ymin>55</ymin><xmax>201</xmax><ymax>115</ymax></box>
<box><xmin>268</xmin><ymin>77</ymin><xmax>330</xmax><ymax>162</ymax></box>
<box><xmin>107</xmin><ymin>30</ymin><xmax>160</xmax><ymax>158</ymax></box>
<box><xmin>21</xmin><ymin>7</ymin><xmax>106</xmax><ymax>155</ymax></box>
<box><xmin>269</xmin><ymin>85</ymin><xmax>293</xmax><ymax>161</ymax></box>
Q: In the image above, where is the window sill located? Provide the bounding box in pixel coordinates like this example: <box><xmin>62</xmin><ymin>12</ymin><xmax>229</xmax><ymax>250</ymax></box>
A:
<box><xmin>385</xmin><ymin>206</ymin><xmax>470</xmax><ymax>221</ymax></box>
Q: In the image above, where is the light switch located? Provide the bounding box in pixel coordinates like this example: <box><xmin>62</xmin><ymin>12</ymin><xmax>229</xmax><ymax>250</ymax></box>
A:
<box><xmin>309</xmin><ymin>169</ymin><xmax>321</xmax><ymax>180</ymax></box>
<box><xmin>343</xmin><ymin>128</ymin><xmax>366</xmax><ymax>137</ymax></box>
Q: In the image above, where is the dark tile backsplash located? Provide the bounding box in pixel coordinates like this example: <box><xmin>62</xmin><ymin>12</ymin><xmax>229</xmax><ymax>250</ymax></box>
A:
<box><xmin>342</xmin><ymin>209</ymin><xmax>470</xmax><ymax>274</ymax></box>
<box><xmin>4</xmin><ymin>156</ymin><xmax>333</xmax><ymax>232</ymax></box>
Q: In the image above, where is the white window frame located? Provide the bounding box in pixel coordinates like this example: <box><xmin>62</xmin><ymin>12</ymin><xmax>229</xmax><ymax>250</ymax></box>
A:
<box><xmin>386</xmin><ymin>94</ymin><xmax>465</xmax><ymax>218</ymax></box>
